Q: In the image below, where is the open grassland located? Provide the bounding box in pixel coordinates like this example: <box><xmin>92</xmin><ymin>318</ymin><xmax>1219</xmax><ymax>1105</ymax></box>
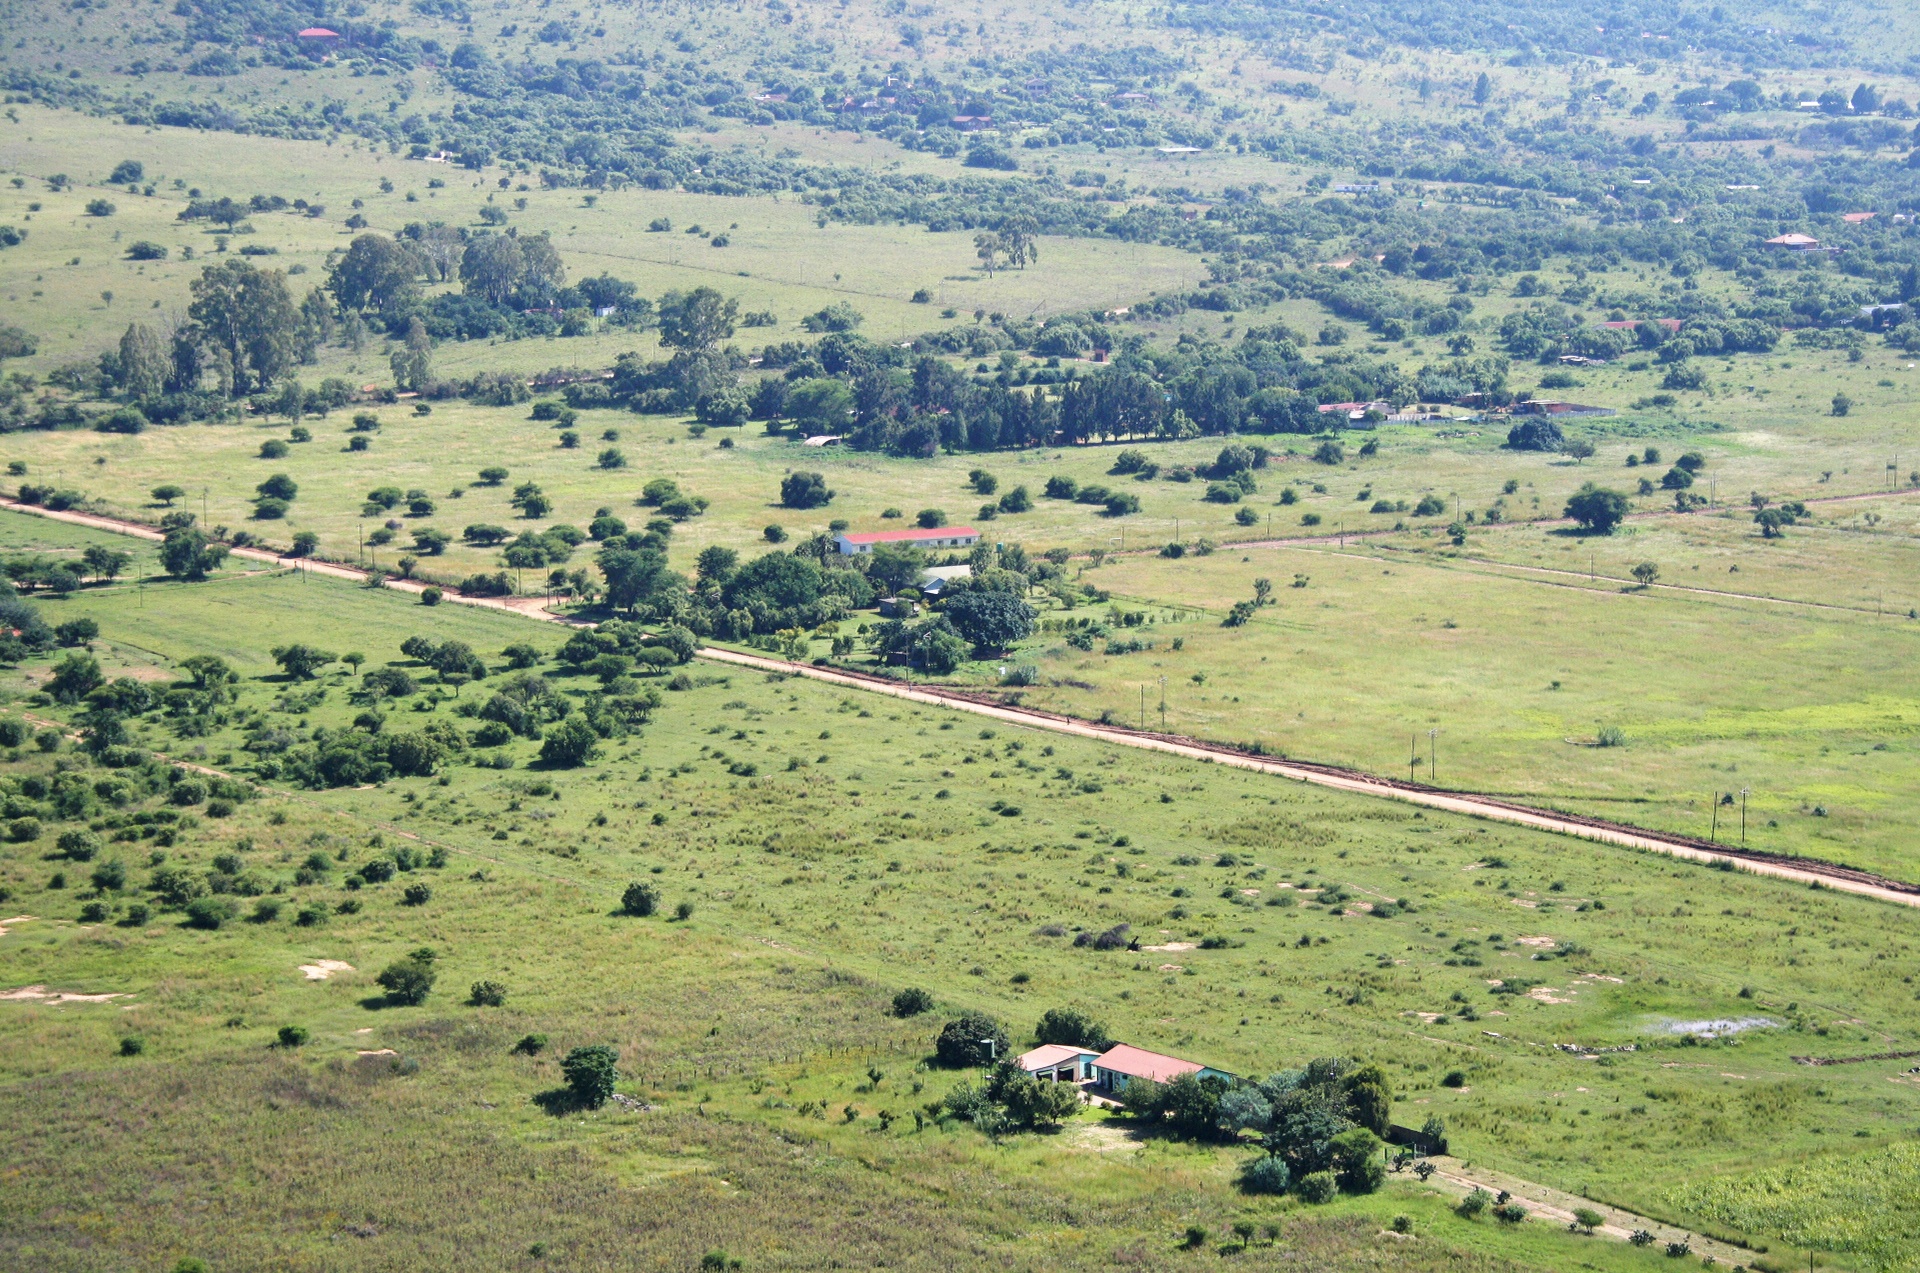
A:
<box><xmin>1</xmin><ymin>538</ymin><xmax>1918</xmax><ymax>1268</ymax></box>
<box><xmin>964</xmin><ymin>507</ymin><xmax>1920</xmax><ymax>880</ymax></box>
<box><xmin>0</xmin><ymin>106</ymin><xmax>1202</xmax><ymax>379</ymax></box>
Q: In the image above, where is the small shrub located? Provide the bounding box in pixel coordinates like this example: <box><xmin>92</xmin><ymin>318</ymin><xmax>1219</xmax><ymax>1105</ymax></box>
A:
<box><xmin>470</xmin><ymin>980</ymin><xmax>507</xmax><ymax>1007</ymax></box>
<box><xmin>401</xmin><ymin>883</ymin><xmax>432</xmax><ymax>906</ymax></box>
<box><xmin>513</xmin><ymin>1033</ymin><xmax>548</xmax><ymax>1055</ymax></box>
<box><xmin>1294</xmin><ymin>1170</ymin><xmax>1337</xmax><ymax>1203</ymax></box>
<box><xmin>620</xmin><ymin>881</ymin><xmax>659</xmax><ymax>916</ymax></box>
<box><xmin>1239</xmin><ymin>1155</ymin><xmax>1290</xmax><ymax>1194</ymax></box>
<box><xmin>1458</xmin><ymin>1187</ymin><xmax>1493</xmax><ymax>1218</ymax></box>
<box><xmin>119</xmin><ymin>1035</ymin><xmax>145</xmax><ymax>1056</ymax></box>
<box><xmin>277</xmin><ymin>1024</ymin><xmax>310</xmax><ymax>1047</ymax></box>
<box><xmin>674</xmin><ymin>900</ymin><xmax>695</xmax><ymax>921</ymax></box>
<box><xmin>892</xmin><ymin>987</ymin><xmax>935</xmax><ymax>1017</ymax></box>
<box><xmin>184</xmin><ymin>897</ymin><xmax>237</xmax><ymax>929</ymax></box>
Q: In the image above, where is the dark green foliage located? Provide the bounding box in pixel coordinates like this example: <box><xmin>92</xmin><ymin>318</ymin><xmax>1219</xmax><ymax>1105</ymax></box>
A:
<box><xmin>780</xmin><ymin>471</ymin><xmax>833</xmax><ymax>509</ymax></box>
<box><xmin>935</xmin><ymin>1011</ymin><xmax>1009</xmax><ymax>1068</ymax></box>
<box><xmin>277</xmin><ymin>1025</ymin><xmax>310</xmax><ymax>1047</ymax></box>
<box><xmin>1294</xmin><ymin>1171</ymin><xmax>1337</xmax><ymax>1203</ymax></box>
<box><xmin>942</xmin><ymin>590</ymin><xmax>1037</xmax><ymax>653</ymax></box>
<box><xmin>620</xmin><ymin>881</ymin><xmax>659</xmax><ymax>916</ymax></box>
<box><xmin>1032</xmin><ymin>1006</ymin><xmax>1112</xmax><ymax>1051</ymax></box>
<box><xmin>538</xmin><ymin>717</ymin><xmax>600</xmax><ymax>767</ymax></box>
<box><xmin>1238</xmin><ymin>1155</ymin><xmax>1290</xmax><ymax>1194</ymax></box>
<box><xmin>469</xmin><ymin>980</ymin><xmax>507</xmax><ymax>1006</ymax></box>
<box><xmin>184</xmin><ymin>897</ymin><xmax>237</xmax><ymax>929</ymax></box>
<box><xmin>376</xmin><ymin>949</ymin><xmax>438</xmax><ymax>1005</ymax></box>
<box><xmin>1563</xmin><ymin>483</ymin><xmax>1630</xmax><ymax>534</ymax></box>
<box><xmin>892</xmin><ymin>987</ymin><xmax>935</xmax><ymax>1016</ymax></box>
<box><xmin>1505</xmin><ymin>418</ymin><xmax>1564</xmax><ymax>451</ymax></box>
<box><xmin>561</xmin><ymin>1044</ymin><xmax>619</xmax><ymax>1108</ymax></box>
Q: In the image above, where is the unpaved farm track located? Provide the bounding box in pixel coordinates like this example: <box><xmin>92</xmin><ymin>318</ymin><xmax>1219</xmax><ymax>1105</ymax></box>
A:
<box><xmin>9</xmin><ymin>497</ymin><xmax>1917</xmax><ymax>909</ymax></box>
<box><xmin>699</xmin><ymin>648</ymin><xmax>1920</xmax><ymax>910</ymax></box>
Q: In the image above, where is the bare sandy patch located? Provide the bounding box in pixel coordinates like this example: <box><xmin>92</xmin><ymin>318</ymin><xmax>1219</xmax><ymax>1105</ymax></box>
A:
<box><xmin>299</xmin><ymin>960</ymin><xmax>355</xmax><ymax>980</ymax></box>
<box><xmin>1239</xmin><ymin>888</ymin><xmax>1260</xmax><ymax>897</ymax></box>
<box><xmin>0</xmin><ymin>915</ymin><xmax>33</xmax><ymax>937</ymax></box>
<box><xmin>1516</xmin><ymin>936</ymin><xmax>1557</xmax><ymax>948</ymax></box>
<box><xmin>1527</xmin><ymin>987</ymin><xmax>1573</xmax><ymax>1004</ymax></box>
<box><xmin>1</xmin><ymin>985</ymin><xmax>130</xmax><ymax>1004</ymax></box>
<box><xmin>1142</xmin><ymin>941</ymin><xmax>1196</xmax><ymax>952</ymax></box>
<box><xmin>1157</xmin><ymin>963</ymin><xmax>1184</xmax><ymax>972</ymax></box>
<box><xmin>357</xmin><ymin>1048</ymin><xmax>398</xmax><ymax>1057</ymax></box>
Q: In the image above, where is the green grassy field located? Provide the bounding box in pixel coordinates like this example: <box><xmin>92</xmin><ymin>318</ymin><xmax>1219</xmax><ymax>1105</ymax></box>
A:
<box><xmin>1</xmin><ymin>523</ymin><xmax>1918</xmax><ymax>1269</ymax></box>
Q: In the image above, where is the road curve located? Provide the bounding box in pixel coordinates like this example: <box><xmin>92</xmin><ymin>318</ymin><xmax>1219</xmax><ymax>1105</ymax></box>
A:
<box><xmin>6</xmin><ymin>497</ymin><xmax>1915</xmax><ymax>908</ymax></box>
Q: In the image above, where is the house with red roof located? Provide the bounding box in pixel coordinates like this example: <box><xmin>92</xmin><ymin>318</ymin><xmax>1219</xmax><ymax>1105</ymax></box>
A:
<box><xmin>1013</xmin><ymin>1044</ymin><xmax>1103</xmax><ymax>1083</ymax></box>
<box><xmin>834</xmin><ymin>526</ymin><xmax>980</xmax><ymax>555</ymax></box>
<box><xmin>1089</xmin><ymin>1044</ymin><xmax>1233</xmax><ymax>1094</ymax></box>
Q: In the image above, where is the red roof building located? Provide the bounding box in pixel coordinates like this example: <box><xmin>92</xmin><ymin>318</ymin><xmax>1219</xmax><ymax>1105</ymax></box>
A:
<box><xmin>297</xmin><ymin>27</ymin><xmax>340</xmax><ymax>38</ymax></box>
<box><xmin>1090</xmin><ymin>1044</ymin><xmax>1232</xmax><ymax>1092</ymax></box>
<box><xmin>834</xmin><ymin>526</ymin><xmax>979</xmax><ymax>555</ymax></box>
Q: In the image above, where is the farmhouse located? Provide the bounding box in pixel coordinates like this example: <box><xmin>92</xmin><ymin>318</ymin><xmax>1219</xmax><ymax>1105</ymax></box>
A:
<box><xmin>1089</xmin><ymin>1044</ymin><xmax>1233</xmax><ymax>1094</ymax></box>
<box><xmin>1764</xmin><ymin>233</ymin><xmax>1821</xmax><ymax>250</ymax></box>
<box><xmin>834</xmin><ymin>526</ymin><xmax>980</xmax><ymax>555</ymax></box>
<box><xmin>1013</xmin><ymin>1044</ymin><xmax>1103</xmax><ymax>1083</ymax></box>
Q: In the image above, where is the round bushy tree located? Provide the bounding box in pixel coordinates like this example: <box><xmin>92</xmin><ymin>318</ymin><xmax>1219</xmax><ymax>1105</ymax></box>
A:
<box><xmin>620</xmin><ymin>881</ymin><xmax>659</xmax><ymax>916</ymax></box>
<box><xmin>943</xmin><ymin>591</ymin><xmax>1037</xmax><ymax>655</ymax></box>
<box><xmin>1564</xmin><ymin>483</ymin><xmax>1630</xmax><ymax>534</ymax></box>
<box><xmin>1294</xmin><ymin>1170</ymin><xmax>1337</xmax><ymax>1203</ymax></box>
<box><xmin>562</xmin><ymin>1044</ymin><xmax>619</xmax><ymax>1108</ymax></box>
<box><xmin>539</xmin><ymin>717</ymin><xmax>600</xmax><ymax>767</ymax></box>
<box><xmin>1239</xmin><ymin>1155</ymin><xmax>1290</xmax><ymax>1195</ymax></box>
<box><xmin>892</xmin><ymin>987</ymin><xmax>935</xmax><ymax>1017</ymax></box>
<box><xmin>934</xmin><ymin>1011</ymin><xmax>1009</xmax><ymax>1068</ymax></box>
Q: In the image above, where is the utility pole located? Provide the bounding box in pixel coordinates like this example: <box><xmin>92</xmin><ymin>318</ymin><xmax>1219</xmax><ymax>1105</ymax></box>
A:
<box><xmin>1428</xmin><ymin>728</ymin><xmax>1439</xmax><ymax>783</ymax></box>
<box><xmin>1158</xmin><ymin>676</ymin><xmax>1166</xmax><ymax>732</ymax></box>
<box><xmin>1740</xmin><ymin>787</ymin><xmax>1750</xmax><ymax>846</ymax></box>
<box><xmin>1409</xmin><ymin>732</ymin><xmax>1417</xmax><ymax>783</ymax></box>
<box><xmin>1710</xmin><ymin>794</ymin><xmax>1719</xmax><ymax>842</ymax></box>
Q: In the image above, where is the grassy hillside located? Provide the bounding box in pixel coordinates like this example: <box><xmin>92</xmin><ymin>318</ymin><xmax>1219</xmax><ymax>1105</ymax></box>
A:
<box><xmin>0</xmin><ymin>516</ymin><xmax>1917</xmax><ymax>1269</ymax></box>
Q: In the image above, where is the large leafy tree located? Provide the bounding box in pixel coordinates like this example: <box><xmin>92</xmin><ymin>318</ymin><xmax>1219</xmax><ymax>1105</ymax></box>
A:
<box><xmin>943</xmin><ymin>591</ymin><xmax>1037</xmax><ymax>654</ymax></box>
<box><xmin>657</xmin><ymin>286</ymin><xmax>737</xmax><ymax>351</ymax></box>
<box><xmin>158</xmin><ymin>527</ymin><xmax>229</xmax><ymax>581</ymax></box>
<box><xmin>1564</xmin><ymin>483</ymin><xmax>1630</xmax><ymax>534</ymax></box>
<box><xmin>187</xmin><ymin>260</ymin><xmax>301</xmax><ymax>395</ymax></box>
<box><xmin>459</xmin><ymin>234</ymin><xmax>526</xmax><ymax>305</ymax></box>
<box><xmin>327</xmin><ymin>233</ymin><xmax>422</xmax><ymax>313</ymax></box>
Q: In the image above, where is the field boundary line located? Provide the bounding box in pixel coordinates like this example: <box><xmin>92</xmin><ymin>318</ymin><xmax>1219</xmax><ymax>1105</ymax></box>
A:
<box><xmin>694</xmin><ymin>647</ymin><xmax>1920</xmax><ymax>910</ymax></box>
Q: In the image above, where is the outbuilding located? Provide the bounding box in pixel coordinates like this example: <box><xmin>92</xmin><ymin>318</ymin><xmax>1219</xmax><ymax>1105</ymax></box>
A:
<box><xmin>834</xmin><ymin>526</ymin><xmax>980</xmax><ymax>555</ymax></box>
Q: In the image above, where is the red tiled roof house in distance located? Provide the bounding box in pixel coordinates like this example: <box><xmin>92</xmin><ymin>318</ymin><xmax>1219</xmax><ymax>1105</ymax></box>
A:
<box><xmin>833</xmin><ymin>526</ymin><xmax>981</xmax><ymax>555</ymax></box>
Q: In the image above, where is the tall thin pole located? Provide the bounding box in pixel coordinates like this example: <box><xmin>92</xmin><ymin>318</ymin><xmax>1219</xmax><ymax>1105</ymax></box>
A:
<box><xmin>1711</xmin><ymin>795</ymin><xmax>1719</xmax><ymax>842</ymax></box>
<box><xmin>1409</xmin><ymin>732</ymin><xmax>1417</xmax><ymax>783</ymax></box>
<box><xmin>1158</xmin><ymin>676</ymin><xmax>1166</xmax><ymax>732</ymax></box>
<box><xmin>1741</xmin><ymin>788</ymin><xmax>1750</xmax><ymax>846</ymax></box>
<box><xmin>1428</xmin><ymin>728</ymin><xmax>1439</xmax><ymax>783</ymax></box>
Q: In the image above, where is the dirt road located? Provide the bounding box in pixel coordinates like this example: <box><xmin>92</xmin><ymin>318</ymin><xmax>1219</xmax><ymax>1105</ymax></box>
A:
<box><xmin>10</xmin><ymin>496</ymin><xmax>1917</xmax><ymax>910</ymax></box>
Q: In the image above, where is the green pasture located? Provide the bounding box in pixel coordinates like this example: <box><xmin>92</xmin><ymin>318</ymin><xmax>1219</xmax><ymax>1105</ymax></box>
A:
<box><xmin>968</xmin><ymin>511</ymin><xmax>1920</xmax><ymax>879</ymax></box>
<box><xmin>0</xmin><ymin>105</ymin><xmax>1202</xmax><ymax>381</ymax></box>
<box><xmin>0</xmin><ymin>555</ymin><xmax>1916</xmax><ymax>1268</ymax></box>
